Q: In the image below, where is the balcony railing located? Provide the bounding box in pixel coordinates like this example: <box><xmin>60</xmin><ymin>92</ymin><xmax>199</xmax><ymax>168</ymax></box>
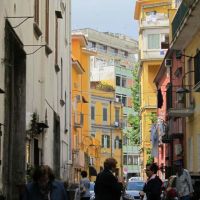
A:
<box><xmin>141</xmin><ymin>49</ymin><xmax>167</xmax><ymax>60</ymax></box>
<box><xmin>142</xmin><ymin>95</ymin><xmax>157</xmax><ymax>108</ymax></box>
<box><xmin>166</xmin><ymin>84</ymin><xmax>194</xmax><ymax>117</ymax></box>
<box><xmin>141</xmin><ymin>16</ymin><xmax>169</xmax><ymax>29</ymax></box>
<box><xmin>172</xmin><ymin>0</ymin><xmax>196</xmax><ymax>39</ymax></box>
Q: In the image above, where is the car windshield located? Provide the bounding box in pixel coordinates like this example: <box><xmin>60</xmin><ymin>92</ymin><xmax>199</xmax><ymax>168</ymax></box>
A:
<box><xmin>90</xmin><ymin>182</ymin><xmax>95</xmax><ymax>191</ymax></box>
<box><xmin>127</xmin><ymin>181</ymin><xmax>145</xmax><ymax>191</ymax></box>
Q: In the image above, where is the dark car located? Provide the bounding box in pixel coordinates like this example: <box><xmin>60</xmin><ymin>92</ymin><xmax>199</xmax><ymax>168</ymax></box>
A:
<box><xmin>123</xmin><ymin>180</ymin><xmax>145</xmax><ymax>200</ymax></box>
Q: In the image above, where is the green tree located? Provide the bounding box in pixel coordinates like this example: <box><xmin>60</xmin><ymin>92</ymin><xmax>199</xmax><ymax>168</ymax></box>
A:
<box><xmin>127</xmin><ymin>63</ymin><xmax>140</xmax><ymax>144</ymax></box>
<box><xmin>146</xmin><ymin>148</ymin><xmax>154</xmax><ymax>164</ymax></box>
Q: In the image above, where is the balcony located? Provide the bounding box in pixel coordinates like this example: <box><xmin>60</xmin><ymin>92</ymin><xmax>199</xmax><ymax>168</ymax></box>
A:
<box><xmin>168</xmin><ymin>102</ymin><xmax>194</xmax><ymax>117</ymax></box>
<box><xmin>141</xmin><ymin>49</ymin><xmax>167</xmax><ymax>60</ymax></box>
<box><xmin>171</xmin><ymin>0</ymin><xmax>200</xmax><ymax>49</ymax></box>
<box><xmin>142</xmin><ymin>95</ymin><xmax>157</xmax><ymax>108</ymax></box>
<box><xmin>166</xmin><ymin>84</ymin><xmax>194</xmax><ymax>117</ymax></box>
<box><xmin>140</xmin><ymin>14</ymin><xmax>169</xmax><ymax>30</ymax></box>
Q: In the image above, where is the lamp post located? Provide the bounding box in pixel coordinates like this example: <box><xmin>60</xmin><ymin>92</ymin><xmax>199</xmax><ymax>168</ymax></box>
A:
<box><xmin>176</xmin><ymin>70</ymin><xmax>195</xmax><ymax>103</ymax></box>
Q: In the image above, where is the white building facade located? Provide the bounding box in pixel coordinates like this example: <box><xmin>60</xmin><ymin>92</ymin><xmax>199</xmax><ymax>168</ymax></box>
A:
<box><xmin>0</xmin><ymin>0</ymin><xmax>71</xmax><ymax>199</ymax></box>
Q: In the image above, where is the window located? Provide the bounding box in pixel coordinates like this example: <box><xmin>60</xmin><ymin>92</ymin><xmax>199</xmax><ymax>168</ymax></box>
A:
<box><xmin>91</xmin><ymin>106</ymin><xmax>95</xmax><ymax>120</ymax></box>
<box><xmin>194</xmin><ymin>51</ymin><xmax>200</xmax><ymax>85</ymax></box>
<box><xmin>110</xmin><ymin>47</ymin><xmax>118</xmax><ymax>55</ymax></box>
<box><xmin>146</xmin><ymin>11</ymin><xmax>157</xmax><ymax>16</ymax></box>
<box><xmin>123</xmin><ymin>115</ymin><xmax>128</xmax><ymax>128</ymax></box>
<box><xmin>45</xmin><ymin>0</ymin><xmax>49</xmax><ymax>44</ymax></box>
<box><xmin>103</xmin><ymin>108</ymin><xmax>107</xmax><ymax>121</ymax></box>
<box><xmin>122</xmin><ymin>95</ymin><xmax>127</xmax><ymax>106</ymax></box>
<box><xmin>116</xmin><ymin>94</ymin><xmax>121</xmax><ymax>103</ymax></box>
<box><xmin>148</xmin><ymin>34</ymin><xmax>159</xmax><ymax>49</ymax></box>
<box><xmin>161</xmin><ymin>33</ymin><xmax>169</xmax><ymax>49</ymax></box>
<box><xmin>55</xmin><ymin>13</ymin><xmax>58</xmax><ymax>65</ymax></box>
<box><xmin>124</xmin><ymin>51</ymin><xmax>128</xmax><ymax>57</ymax></box>
<box><xmin>128</xmin><ymin>155</ymin><xmax>133</xmax><ymax>165</ymax></box>
<box><xmin>116</xmin><ymin>76</ymin><xmax>121</xmax><ymax>86</ymax></box>
<box><xmin>102</xmin><ymin>135</ymin><xmax>110</xmax><ymax>148</ymax></box>
<box><xmin>123</xmin><ymin>154</ymin><xmax>128</xmax><ymax>165</ymax></box>
<box><xmin>122</xmin><ymin>76</ymin><xmax>127</xmax><ymax>87</ymax></box>
<box><xmin>114</xmin><ymin>137</ymin><xmax>122</xmax><ymax>149</ymax></box>
<box><xmin>99</xmin><ymin>44</ymin><xmax>107</xmax><ymax>52</ymax></box>
<box><xmin>114</xmin><ymin>136</ymin><xmax>120</xmax><ymax>149</ymax></box>
<box><xmin>92</xmin><ymin>42</ymin><xmax>96</xmax><ymax>48</ymax></box>
<box><xmin>34</xmin><ymin>0</ymin><xmax>39</xmax><ymax>24</ymax></box>
<box><xmin>115</xmin><ymin>108</ymin><xmax>120</xmax><ymax>122</ymax></box>
<box><xmin>133</xmin><ymin>156</ymin><xmax>139</xmax><ymax>165</ymax></box>
<box><xmin>123</xmin><ymin>136</ymin><xmax>127</xmax><ymax>145</ymax></box>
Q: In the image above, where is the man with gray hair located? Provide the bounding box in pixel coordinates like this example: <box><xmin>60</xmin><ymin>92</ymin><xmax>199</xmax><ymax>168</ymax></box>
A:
<box><xmin>174</xmin><ymin>160</ymin><xmax>194</xmax><ymax>200</ymax></box>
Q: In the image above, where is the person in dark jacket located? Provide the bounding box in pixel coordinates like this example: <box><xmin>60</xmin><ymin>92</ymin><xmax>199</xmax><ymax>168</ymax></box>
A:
<box><xmin>94</xmin><ymin>157</ymin><xmax>123</xmax><ymax>200</ymax></box>
<box><xmin>140</xmin><ymin>163</ymin><xmax>163</xmax><ymax>200</ymax></box>
<box><xmin>22</xmin><ymin>165</ymin><xmax>68</xmax><ymax>200</ymax></box>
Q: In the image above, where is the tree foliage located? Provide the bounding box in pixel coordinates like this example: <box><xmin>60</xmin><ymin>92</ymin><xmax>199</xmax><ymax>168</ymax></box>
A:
<box><xmin>127</xmin><ymin>63</ymin><xmax>140</xmax><ymax>144</ymax></box>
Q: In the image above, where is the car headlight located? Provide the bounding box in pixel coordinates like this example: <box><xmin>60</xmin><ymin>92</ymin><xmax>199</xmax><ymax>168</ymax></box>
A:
<box><xmin>123</xmin><ymin>193</ymin><xmax>135</xmax><ymax>200</ymax></box>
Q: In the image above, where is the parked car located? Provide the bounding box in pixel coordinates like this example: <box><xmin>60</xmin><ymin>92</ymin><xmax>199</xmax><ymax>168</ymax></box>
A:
<box><xmin>128</xmin><ymin>177</ymin><xmax>143</xmax><ymax>181</ymax></box>
<box><xmin>123</xmin><ymin>180</ymin><xmax>145</xmax><ymax>200</ymax></box>
<box><xmin>89</xmin><ymin>182</ymin><xmax>95</xmax><ymax>200</ymax></box>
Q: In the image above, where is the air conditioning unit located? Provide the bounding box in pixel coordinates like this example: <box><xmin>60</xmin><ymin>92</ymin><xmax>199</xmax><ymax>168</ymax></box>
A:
<box><xmin>165</xmin><ymin>59</ymin><xmax>172</xmax><ymax>68</ymax></box>
<box><xmin>114</xmin><ymin>121</ymin><xmax>119</xmax><ymax>127</ymax></box>
<box><xmin>115</xmin><ymin>97</ymin><xmax>119</xmax><ymax>102</ymax></box>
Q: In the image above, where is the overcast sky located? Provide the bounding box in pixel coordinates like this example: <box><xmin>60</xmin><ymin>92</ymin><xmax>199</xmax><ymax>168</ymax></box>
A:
<box><xmin>71</xmin><ymin>0</ymin><xmax>139</xmax><ymax>40</ymax></box>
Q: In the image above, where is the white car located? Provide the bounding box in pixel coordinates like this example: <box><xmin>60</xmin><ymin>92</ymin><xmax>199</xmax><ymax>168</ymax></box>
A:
<box><xmin>123</xmin><ymin>180</ymin><xmax>145</xmax><ymax>200</ymax></box>
<box><xmin>89</xmin><ymin>182</ymin><xmax>95</xmax><ymax>200</ymax></box>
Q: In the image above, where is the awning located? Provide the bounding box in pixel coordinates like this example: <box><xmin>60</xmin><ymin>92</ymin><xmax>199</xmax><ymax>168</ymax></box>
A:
<box><xmin>89</xmin><ymin>166</ymin><xmax>97</xmax><ymax>176</ymax></box>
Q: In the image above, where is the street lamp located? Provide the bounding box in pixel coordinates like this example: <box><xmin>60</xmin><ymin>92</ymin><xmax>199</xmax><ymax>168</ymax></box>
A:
<box><xmin>176</xmin><ymin>70</ymin><xmax>195</xmax><ymax>102</ymax></box>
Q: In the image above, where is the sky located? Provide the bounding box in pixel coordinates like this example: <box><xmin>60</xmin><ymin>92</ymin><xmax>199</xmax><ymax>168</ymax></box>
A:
<box><xmin>71</xmin><ymin>0</ymin><xmax>139</xmax><ymax>40</ymax></box>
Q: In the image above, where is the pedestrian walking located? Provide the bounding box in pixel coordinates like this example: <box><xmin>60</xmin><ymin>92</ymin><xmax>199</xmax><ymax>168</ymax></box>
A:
<box><xmin>174</xmin><ymin>160</ymin><xmax>194</xmax><ymax>200</ymax></box>
<box><xmin>79</xmin><ymin>170</ymin><xmax>90</xmax><ymax>200</ymax></box>
<box><xmin>22</xmin><ymin>165</ymin><xmax>68</xmax><ymax>200</ymax></box>
<box><xmin>140</xmin><ymin>163</ymin><xmax>163</xmax><ymax>200</ymax></box>
<box><xmin>94</xmin><ymin>157</ymin><xmax>123</xmax><ymax>200</ymax></box>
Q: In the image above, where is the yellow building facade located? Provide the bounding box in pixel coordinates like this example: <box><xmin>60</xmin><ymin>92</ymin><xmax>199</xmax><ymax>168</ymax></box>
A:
<box><xmin>134</xmin><ymin>0</ymin><xmax>171</xmax><ymax>177</ymax></box>
<box><xmin>90</xmin><ymin>84</ymin><xmax>123</xmax><ymax>176</ymax></box>
<box><xmin>169</xmin><ymin>0</ymin><xmax>200</xmax><ymax>173</ymax></box>
<box><xmin>71</xmin><ymin>34</ymin><xmax>99</xmax><ymax>182</ymax></box>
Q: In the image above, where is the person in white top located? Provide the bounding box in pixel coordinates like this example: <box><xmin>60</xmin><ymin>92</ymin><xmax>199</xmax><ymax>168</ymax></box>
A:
<box><xmin>79</xmin><ymin>171</ymin><xmax>90</xmax><ymax>200</ymax></box>
<box><xmin>174</xmin><ymin>160</ymin><xmax>194</xmax><ymax>200</ymax></box>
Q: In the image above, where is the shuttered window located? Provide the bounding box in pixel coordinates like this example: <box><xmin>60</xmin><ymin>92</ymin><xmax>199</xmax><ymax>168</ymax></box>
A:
<box><xmin>45</xmin><ymin>0</ymin><xmax>49</xmax><ymax>44</ymax></box>
<box><xmin>34</xmin><ymin>0</ymin><xmax>39</xmax><ymax>24</ymax></box>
